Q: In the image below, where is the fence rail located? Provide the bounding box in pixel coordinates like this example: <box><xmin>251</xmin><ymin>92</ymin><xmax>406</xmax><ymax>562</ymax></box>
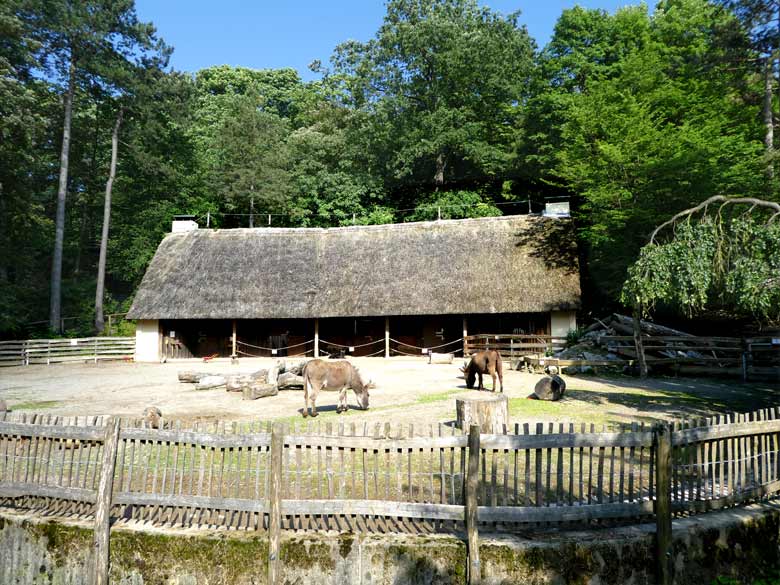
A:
<box><xmin>464</xmin><ymin>334</ymin><xmax>567</xmax><ymax>359</ymax></box>
<box><xmin>2</xmin><ymin>408</ymin><xmax>780</xmax><ymax>584</ymax></box>
<box><xmin>0</xmin><ymin>336</ymin><xmax>135</xmax><ymax>367</ymax></box>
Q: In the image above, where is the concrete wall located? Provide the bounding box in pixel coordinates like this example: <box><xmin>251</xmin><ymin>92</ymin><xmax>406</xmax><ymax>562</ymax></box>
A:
<box><xmin>134</xmin><ymin>319</ymin><xmax>160</xmax><ymax>362</ymax></box>
<box><xmin>550</xmin><ymin>310</ymin><xmax>577</xmax><ymax>338</ymax></box>
<box><xmin>2</xmin><ymin>502</ymin><xmax>779</xmax><ymax>584</ymax></box>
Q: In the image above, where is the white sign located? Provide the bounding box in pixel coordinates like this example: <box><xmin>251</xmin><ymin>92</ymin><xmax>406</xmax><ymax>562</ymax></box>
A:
<box><xmin>772</xmin><ymin>338</ymin><xmax>780</xmax><ymax>346</ymax></box>
<box><xmin>271</xmin><ymin>349</ymin><xmax>277</xmax><ymax>355</ymax></box>
<box><xmin>348</xmin><ymin>346</ymin><xmax>355</xmax><ymax>352</ymax></box>
<box><xmin>169</xmin><ymin>331</ymin><xmax>176</xmax><ymax>339</ymax></box>
<box><xmin>421</xmin><ymin>348</ymin><xmax>428</xmax><ymax>354</ymax></box>
<box><xmin>70</xmin><ymin>339</ymin><xmax>78</xmax><ymax>346</ymax></box>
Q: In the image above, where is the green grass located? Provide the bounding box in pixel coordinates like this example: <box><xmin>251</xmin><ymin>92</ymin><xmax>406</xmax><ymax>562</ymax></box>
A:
<box><xmin>10</xmin><ymin>400</ymin><xmax>61</xmax><ymax>410</ymax></box>
<box><xmin>415</xmin><ymin>388</ymin><xmax>467</xmax><ymax>404</ymax></box>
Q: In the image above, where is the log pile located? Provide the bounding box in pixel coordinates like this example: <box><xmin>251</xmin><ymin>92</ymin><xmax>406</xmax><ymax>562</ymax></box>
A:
<box><xmin>178</xmin><ymin>359</ymin><xmax>309</xmax><ymax>399</ymax></box>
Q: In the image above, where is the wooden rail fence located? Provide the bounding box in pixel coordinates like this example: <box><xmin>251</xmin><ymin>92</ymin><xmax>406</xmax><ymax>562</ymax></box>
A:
<box><xmin>2</xmin><ymin>409</ymin><xmax>780</xmax><ymax>584</ymax></box>
<box><xmin>464</xmin><ymin>334</ymin><xmax>567</xmax><ymax>360</ymax></box>
<box><xmin>0</xmin><ymin>337</ymin><xmax>135</xmax><ymax>367</ymax></box>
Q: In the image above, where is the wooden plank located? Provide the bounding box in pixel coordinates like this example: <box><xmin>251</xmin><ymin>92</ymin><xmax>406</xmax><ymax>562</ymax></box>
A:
<box><xmin>673</xmin><ymin>477</ymin><xmax>780</xmax><ymax>513</ymax></box>
<box><xmin>0</xmin><ymin>421</ymin><xmax>105</xmax><ymax>441</ymax></box>
<box><xmin>535</xmin><ymin>423</ymin><xmax>543</xmax><ymax>506</ymax></box>
<box><xmin>0</xmin><ymin>482</ymin><xmax>96</xmax><ymax>502</ymax></box>
<box><xmin>480</xmin><ymin>431</ymin><xmax>653</xmax><ymax>450</ymax></box>
<box><xmin>280</xmin><ymin>499</ymin><xmax>463</xmax><ymax>520</ymax></box>
<box><xmin>655</xmin><ymin>423</ymin><xmax>672</xmax><ymax>585</ymax></box>
<box><xmin>478</xmin><ymin>501</ymin><xmax>654</xmax><ymax>523</ymax></box>
<box><xmin>122</xmin><ymin>428</ymin><xmax>271</xmax><ymax>448</ymax></box>
<box><xmin>465</xmin><ymin>425</ymin><xmax>481</xmax><ymax>585</ymax></box>
<box><xmin>93</xmin><ymin>418</ymin><xmax>121</xmax><ymax>585</ymax></box>
<box><xmin>268</xmin><ymin>424</ymin><xmax>283</xmax><ymax>585</ymax></box>
<box><xmin>113</xmin><ymin>491</ymin><xmax>268</xmax><ymax>513</ymax></box>
<box><xmin>285</xmin><ymin>433</ymin><xmax>468</xmax><ymax>451</ymax></box>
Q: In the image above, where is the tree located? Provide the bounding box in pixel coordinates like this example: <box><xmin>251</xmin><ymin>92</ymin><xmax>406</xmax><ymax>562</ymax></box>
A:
<box><xmin>530</xmin><ymin>0</ymin><xmax>767</xmax><ymax>305</ymax></box>
<box><xmin>18</xmin><ymin>0</ymin><xmax>168</xmax><ymax>332</ymax></box>
<box><xmin>325</xmin><ymin>0</ymin><xmax>535</xmax><ymax>198</ymax></box>
<box><xmin>623</xmin><ymin>196</ymin><xmax>780</xmax><ymax>325</ymax></box>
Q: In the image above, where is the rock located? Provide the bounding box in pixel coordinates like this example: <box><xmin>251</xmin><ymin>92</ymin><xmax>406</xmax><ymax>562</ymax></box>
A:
<box><xmin>530</xmin><ymin>375</ymin><xmax>566</xmax><ymax>401</ymax></box>
<box><xmin>563</xmin><ymin>366</ymin><xmax>578</xmax><ymax>375</ymax></box>
<box><xmin>143</xmin><ymin>406</ymin><xmax>162</xmax><ymax>429</ymax></box>
<box><xmin>195</xmin><ymin>375</ymin><xmax>227</xmax><ymax>390</ymax></box>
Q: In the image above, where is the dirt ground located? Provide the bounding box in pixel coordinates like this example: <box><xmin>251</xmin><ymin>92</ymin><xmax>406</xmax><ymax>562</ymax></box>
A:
<box><xmin>1</xmin><ymin>357</ymin><xmax>779</xmax><ymax>428</ymax></box>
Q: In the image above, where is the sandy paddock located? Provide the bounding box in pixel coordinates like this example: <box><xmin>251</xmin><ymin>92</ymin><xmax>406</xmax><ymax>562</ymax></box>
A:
<box><xmin>1</xmin><ymin>357</ymin><xmax>778</xmax><ymax>428</ymax></box>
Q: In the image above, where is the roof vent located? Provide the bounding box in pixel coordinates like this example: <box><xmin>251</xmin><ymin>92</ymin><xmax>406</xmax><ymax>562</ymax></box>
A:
<box><xmin>172</xmin><ymin>214</ymin><xmax>198</xmax><ymax>233</ymax></box>
<box><xmin>543</xmin><ymin>201</ymin><xmax>570</xmax><ymax>218</ymax></box>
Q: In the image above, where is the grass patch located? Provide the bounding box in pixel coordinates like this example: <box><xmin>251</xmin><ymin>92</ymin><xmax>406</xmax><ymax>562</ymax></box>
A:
<box><xmin>415</xmin><ymin>388</ymin><xmax>467</xmax><ymax>404</ymax></box>
<box><xmin>10</xmin><ymin>400</ymin><xmax>61</xmax><ymax>410</ymax></box>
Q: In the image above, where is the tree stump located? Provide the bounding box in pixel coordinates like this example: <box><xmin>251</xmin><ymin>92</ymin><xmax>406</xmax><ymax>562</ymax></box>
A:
<box><xmin>455</xmin><ymin>392</ymin><xmax>509</xmax><ymax>433</ymax></box>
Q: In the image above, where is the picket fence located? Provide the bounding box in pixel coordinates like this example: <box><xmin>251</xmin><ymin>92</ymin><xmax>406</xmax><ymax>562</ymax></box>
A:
<box><xmin>1</xmin><ymin>409</ymin><xmax>780</xmax><ymax>584</ymax></box>
<box><xmin>0</xmin><ymin>337</ymin><xmax>135</xmax><ymax>367</ymax></box>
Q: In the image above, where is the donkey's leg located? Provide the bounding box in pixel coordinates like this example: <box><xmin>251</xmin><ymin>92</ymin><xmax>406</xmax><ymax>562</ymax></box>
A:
<box><xmin>477</xmin><ymin>371</ymin><xmax>484</xmax><ymax>391</ymax></box>
<box><xmin>302</xmin><ymin>379</ymin><xmax>311</xmax><ymax>417</ymax></box>
<box><xmin>310</xmin><ymin>383</ymin><xmax>321</xmax><ymax>417</ymax></box>
<box><xmin>487</xmin><ymin>363</ymin><xmax>497</xmax><ymax>392</ymax></box>
<box><xmin>497</xmin><ymin>359</ymin><xmax>504</xmax><ymax>392</ymax></box>
<box><xmin>338</xmin><ymin>388</ymin><xmax>347</xmax><ymax>413</ymax></box>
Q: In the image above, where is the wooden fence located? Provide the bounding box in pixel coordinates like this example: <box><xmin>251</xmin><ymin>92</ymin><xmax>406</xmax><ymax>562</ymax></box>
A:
<box><xmin>464</xmin><ymin>334</ymin><xmax>567</xmax><ymax>360</ymax></box>
<box><xmin>0</xmin><ymin>337</ymin><xmax>135</xmax><ymax>367</ymax></box>
<box><xmin>2</xmin><ymin>409</ymin><xmax>780</xmax><ymax>584</ymax></box>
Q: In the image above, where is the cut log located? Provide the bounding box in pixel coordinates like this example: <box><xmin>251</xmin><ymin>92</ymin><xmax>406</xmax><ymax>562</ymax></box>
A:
<box><xmin>178</xmin><ymin>371</ymin><xmax>211</xmax><ymax>383</ymax></box>
<box><xmin>611</xmin><ymin>314</ymin><xmax>694</xmax><ymax>338</ymax></box>
<box><xmin>194</xmin><ymin>375</ymin><xmax>226</xmax><ymax>390</ymax></box>
<box><xmin>455</xmin><ymin>392</ymin><xmax>509</xmax><ymax>433</ymax></box>
<box><xmin>242</xmin><ymin>382</ymin><xmax>279</xmax><ymax>400</ymax></box>
<box><xmin>279</xmin><ymin>360</ymin><xmax>309</xmax><ymax>376</ymax></box>
<box><xmin>267</xmin><ymin>362</ymin><xmax>281</xmax><ymax>387</ymax></box>
<box><xmin>530</xmin><ymin>376</ymin><xmax>566</xmax><ymax>401</ymax></box>
<box><xmin>429</xmin><ymin>352</ymin><xmax>454</xmax><ymax>364</ymax></box>
<box><xmin>226</xmin><ymin>370</ymin><xmax>268</xmax><ymax>392</ymax></box>
<box><xmin>277</xmin><ymin>372</ymin><xmax>304</xmax><ymax>389</ymax></box>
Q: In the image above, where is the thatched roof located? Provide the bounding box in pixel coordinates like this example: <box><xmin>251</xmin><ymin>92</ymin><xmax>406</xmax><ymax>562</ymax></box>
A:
<box><xmin>127</xmin><ymin>215</ymin><xmax>581</xmax><ymax>320</ymax></box>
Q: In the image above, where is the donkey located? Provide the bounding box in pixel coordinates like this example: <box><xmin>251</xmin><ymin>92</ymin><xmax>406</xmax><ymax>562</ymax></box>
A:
<box><xmin>461</xmin><ymin>350</ymin><xmax>504</xmax><ymax>392</ymax></box>
<box><xmin>301</xmin><ymin>359</ymin><xmax>373</xmax><ymax>418</ymax></box>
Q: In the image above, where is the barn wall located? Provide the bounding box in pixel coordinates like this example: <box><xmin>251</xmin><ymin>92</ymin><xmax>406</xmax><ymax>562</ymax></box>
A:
<box><xmin>550</xmin><ymin>310</ymin><xmax>577</xmax><ymax>338</ymax></box>
<box><xmin>134</xmin><ymin>319</ymin><xmax>160</xmax><ymax>362</ymax></box>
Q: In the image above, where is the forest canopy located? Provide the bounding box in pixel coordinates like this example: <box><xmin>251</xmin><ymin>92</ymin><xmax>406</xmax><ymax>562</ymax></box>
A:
<box><xmin>0</xmin><ymin>0</ymin><xmax>778</xmax><ymax>337</ymax></box>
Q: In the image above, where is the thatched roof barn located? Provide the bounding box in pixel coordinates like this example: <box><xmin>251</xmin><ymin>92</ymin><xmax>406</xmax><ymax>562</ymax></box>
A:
<box><xmin>129</xmin><ymin>215</ymin><xmax>581</xmax><ymax>361</ymax></box>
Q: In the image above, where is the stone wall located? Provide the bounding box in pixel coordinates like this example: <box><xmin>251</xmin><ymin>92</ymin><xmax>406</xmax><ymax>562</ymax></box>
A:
<box><xmin>1</xmin><ymin>502</ymin><xmax>778</xmax><ymax>584</ymax></box>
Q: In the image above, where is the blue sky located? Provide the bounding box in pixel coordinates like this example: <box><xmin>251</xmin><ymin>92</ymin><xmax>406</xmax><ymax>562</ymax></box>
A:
<box><xmin>135</xmin><ymin>1</ymin><xmax>634</xmax><ymax>80</ymax></box>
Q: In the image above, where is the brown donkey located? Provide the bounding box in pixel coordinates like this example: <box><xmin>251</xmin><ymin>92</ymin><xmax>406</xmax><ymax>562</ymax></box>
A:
<box><xmin>461</xmin><ymin>350</ymin><xmax>504</xmax><ymax>392</ymax></box>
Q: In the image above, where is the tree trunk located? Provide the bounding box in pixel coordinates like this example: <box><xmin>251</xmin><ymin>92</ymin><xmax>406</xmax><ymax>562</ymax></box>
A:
<box><xmin>632</xmin><ymin>304</ymin><xmax>648</xmax><ymax>379</ymax></box>
<box><xmin>49</xmin><ymin>55</ymin><xmax>76</xmax><ymax>333</ymax></box>
<box><xmin>434</xmin><ymin>152</ymin><xmax>446</xmax><ymax>188</ymax></box>
<box><xmin>764</xmin><ymin>57</ymin><xmax>774</xmax><ymax>179</ymax></box>
<box><xmin>95</xmin><ymin>108</ymin><xmax>124</xmax><ymax>333</ymax></box>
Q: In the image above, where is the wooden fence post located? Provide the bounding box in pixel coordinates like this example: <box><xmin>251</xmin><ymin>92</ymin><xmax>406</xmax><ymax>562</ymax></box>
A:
<box><xmin>465</xmin><ymin>424</ymin><xmax>481</xmax><ymax>585</ymax></box>
<box><xmin>655</xmin><ymin>423</ymin><xmax>673</xmax><ymax>585</ymax></box>
<box><xmin>268</xmin><ymin>424</ymin><xmax>284</xmax><ymax>585</ymax></box>
<box><xmin>93</xmin><ymin>417</ymin><xmax>121</xmax><ymax>585</ymax></box>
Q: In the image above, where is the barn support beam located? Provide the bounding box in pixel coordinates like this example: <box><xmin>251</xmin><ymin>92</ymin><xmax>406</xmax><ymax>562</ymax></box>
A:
<box><xmin>231</xmin><ymin>319</ymin><xmax>237</xmax><ymax>361</ymax></box>
<box><xmin>314</xmin><ymin>318</ymin><xmax>319</xmax><ymax>358</ymax></box>
<box><xmin>463</xmin><ymin>316</ymin><xmax>468</xmax><ymax>356</ymax></box>
<box><xmin>385</xmin><ymin>317</ymin><xmax>390</xmax><ymax>359</ymax></box>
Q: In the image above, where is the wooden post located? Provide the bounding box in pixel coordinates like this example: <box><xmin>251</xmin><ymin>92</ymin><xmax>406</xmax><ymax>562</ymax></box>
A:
<box><xmin>655</xmin><ymin>423</ymin><xmax>673</xmax><ymax>585</ymax></box>
<box><xmin>465</xmin><ymin>424</ymin><xmax>481</xmax><ymax>585</ymax></box>
<box><xmin>314</xmin><ymin>319</ymin><xmax>319</xmax><ymax>358</ymax></box>
<box><xmin>107</xmin><ymin>314</ymin><xmax>112</xmax><ymax>336</ymax></box>
<box><xmin>385</xmin><ymin>317</ymin><xmax>390</xmax><ymax>358</ymax></box>
<box><xmin>268</xmin><ymin>424</ymin><xmax>284</xmax><ymax>585</ymax></box>
<box><xmin>93</xmin><ymin>417</ymin><xmax>121</xmax><ymax>585</ymax></box>
<box><xmin>463</xmin><ymin>317</ymin><xmax>469</xmax><ymax>356</ymax></box>
<box><xmin>231</xmin><ymin>319</ymin><xmax>237</xmax><ymax>359</ymax></box>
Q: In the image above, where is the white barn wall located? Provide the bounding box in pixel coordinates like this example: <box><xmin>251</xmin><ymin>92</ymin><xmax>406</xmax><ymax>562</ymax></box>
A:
<box><xmin>550</xmin><ymin>310</ymin><xmax>577</xmax><ymax>338</ymax></box>
<box><xmin>135</xmin><ymin>319</ymin><xmax>160</xmax><ymax>362</ymax></box>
